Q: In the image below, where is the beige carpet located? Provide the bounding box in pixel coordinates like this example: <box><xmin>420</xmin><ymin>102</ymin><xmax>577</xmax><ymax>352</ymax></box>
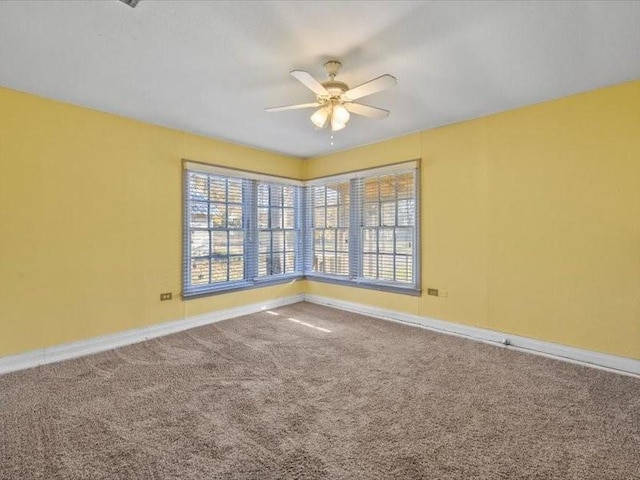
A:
<box><xmin>1</xmin><ymin>302</ymin><xmax>639</xmax><ymax>479</ymax></box>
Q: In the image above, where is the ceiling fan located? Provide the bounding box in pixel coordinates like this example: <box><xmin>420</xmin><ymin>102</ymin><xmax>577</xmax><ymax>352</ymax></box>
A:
<box><xmin>266</xmin><ymin>61</ymin><xmax>397</xmax><ymax>132</ymax></box>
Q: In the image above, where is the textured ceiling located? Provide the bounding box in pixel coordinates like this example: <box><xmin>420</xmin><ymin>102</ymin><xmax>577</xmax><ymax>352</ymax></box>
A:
<box><xmin>1</xmin><ymin>1</ymin><xmax>639</xmax><ymax>158</ymax></box>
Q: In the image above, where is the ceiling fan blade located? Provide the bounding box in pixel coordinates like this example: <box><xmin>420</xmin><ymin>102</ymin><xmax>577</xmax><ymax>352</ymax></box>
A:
<box><xmin>265</xmin><ymin>102</ymin><xmax>321</xmax><ymax>113</ymax></box>
<box><xmin>290</xmin><ymin>70</ymin><xmax>329</xmax><ymax>96</ymax></box>
<box><xmin>345</xmin><ymin>103</ymin><xmax>390</xmax><ymax>119</ymax></box>
<box><xmin>343</xmin><ymin>74</ymin><xmax>397</xmax><ymax>101</ymax></box>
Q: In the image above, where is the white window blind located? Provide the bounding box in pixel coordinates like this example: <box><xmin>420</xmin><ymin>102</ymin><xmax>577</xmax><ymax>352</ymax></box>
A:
<box><xmin>183</xmin><ymin>162</ymin><xmax>302</xmax><ymax>297</ymax></box>
<box><xmin>187</xmin><ymin>173</ymin><xmax>246</xmax><ymax>287</ymax></box>
<box><xmin>304</xmin><ymin>161</ymin><xmax>419</xmax><ymax>293</ymax></box>
<box><xmin>308</xmin><ymin>182</ymin><xmax>351</xmax><ymax>276</ymax></box>
<box><xmin>358</xmin><ymin>170</ymin><xmax>416</xmax><ymax>284</ymax></box>
<box><xmin>256</xmin><ymin>182</ymin><xmax>300</xmax><ymax>277</ymax></box>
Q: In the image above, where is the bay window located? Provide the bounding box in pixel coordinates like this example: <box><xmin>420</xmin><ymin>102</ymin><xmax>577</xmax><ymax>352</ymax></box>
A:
<box><xmin>183</xmin><ymin>160</ymin><xmax>419</xmax><ymax>297</ymax></box>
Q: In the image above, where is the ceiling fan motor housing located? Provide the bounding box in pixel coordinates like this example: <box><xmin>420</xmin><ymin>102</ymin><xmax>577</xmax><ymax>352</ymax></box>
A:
<box><xmin>319</xmin><ymin>80</ymin><xmax>349</xmax><ymax>102</ymax></box>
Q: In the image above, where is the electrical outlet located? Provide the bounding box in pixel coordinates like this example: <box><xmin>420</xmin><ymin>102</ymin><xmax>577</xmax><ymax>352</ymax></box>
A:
<box><xmin>427</xmin><ymin>288</ymin><xmax>439</xmax><ymax>296</ymax></box>
<box><xmin>439</xmin><ymin>289</ymin><xmax>448</xmax><ymax>297</ymax></box>
<box><xmin>160</xmin><ymin>292</ymin><xmax>172</xmax><ymax>301</ymax></box>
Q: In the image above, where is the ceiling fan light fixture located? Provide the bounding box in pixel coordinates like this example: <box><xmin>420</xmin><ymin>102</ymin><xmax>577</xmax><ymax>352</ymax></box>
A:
<box><xmin>332</xmin><ymin>103</ymin><xmax>350</xmax><ymax>125</ymax></box>
<box><xmin>331</xmin><ymin>120</ymin><xmax>346</xmax><ymax>132</ymax></box>
<box><xmin>310</xmin><ymin>106</ymin><xmax>330</xmax><ymax>128</ymax></box>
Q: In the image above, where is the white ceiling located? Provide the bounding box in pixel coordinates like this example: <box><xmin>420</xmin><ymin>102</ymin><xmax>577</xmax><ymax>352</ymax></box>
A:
<box><xmin>1</xmin><ymin>1</ymin><xmax>639</xmax><ymax>158</ymax></box>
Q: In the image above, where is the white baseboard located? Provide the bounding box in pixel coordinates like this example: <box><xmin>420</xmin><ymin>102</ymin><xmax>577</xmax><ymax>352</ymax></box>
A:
<box><xmin>0</xmin><ymin>294</ymin><xmax>304</xmax><ymax>375</ymax></box>
<box><xmin>304</xmin><ymin>294</ymin><xmax>640</xmax><ymax>378</ymax></box>
<box><xmin>3</xmin><ymin>292</ymin><xmax>637</xmax><ymax>378</ymax></box>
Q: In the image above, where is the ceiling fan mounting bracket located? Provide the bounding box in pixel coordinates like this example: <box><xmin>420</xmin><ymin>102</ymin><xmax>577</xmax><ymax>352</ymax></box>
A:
<box><xmin>323</xmin><ymin>60</ymin><xmax>342</xmax><ymax>79</ymax></box>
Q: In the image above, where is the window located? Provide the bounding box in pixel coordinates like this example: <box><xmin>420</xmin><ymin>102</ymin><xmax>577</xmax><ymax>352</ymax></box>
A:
<box><xmin>183</xmin><ymin>162</ymin><xmax>302</xmax><ymax>297</ymax></box>
<box><xmin>183</xmin><ymin>160</ymin><xmax>419</xmax><ymax>298</ymax></box>
<box><xmin>360</xmin><ymin>172</ymin><xmax>416</xmax><ymax>284</ymax></box>
<box><xmin>305</xmin><ymin>161</ymin><xmax>419</xmax><ymax>294</ymax></box>
<box><xmin>257</xmin><ymin>182</ymin><xmax>299</xmax><ymax>277</ymax></box>
<box><xmin>309</xmin><ymin>182</ymin><xmax>350</xmax><ymax>276</ymax></box>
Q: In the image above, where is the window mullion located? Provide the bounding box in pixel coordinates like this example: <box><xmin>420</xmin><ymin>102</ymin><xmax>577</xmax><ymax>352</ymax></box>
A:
<box><xmin>412</xmin><ymin>171</ymin><xmax>419</xmax><ymax>286</ymax></box>
<box><xmin>349</xmin><ymin>178</ymin><xmax>361</xmax><ymax>280</ymax></box>
<box><xmin>225</xmin><ymin>180</ymin><xmax>230</xmax><ymax>282</ymax></box>
<box><xmin>245</xmin><ymin>180</ymin><xmax>257</xmax><ymax>281</ymax></box>
<box><xmin>394</xmin><ymin>175</ymin><xmax>398</xmax><ymax>282</ymax></box>
<box><xmin>300</xmin><ymin>187</ymin><xmax>308</xmax><ymax>273</ymax></box>
<box><xmin>377</xmin><ymin>179</ymin><xmax>382</xmax><ymax>280</ymax></box>
<box><xmin>208</xmin><ymin>176</ymin><xmax>213</xmax><ymax>284</ymax></box>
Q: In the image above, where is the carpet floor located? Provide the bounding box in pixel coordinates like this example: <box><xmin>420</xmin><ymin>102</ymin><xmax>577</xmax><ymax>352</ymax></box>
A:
<box><xmin>1</xmin><ymin>302</ymin><xmax>639</xmax><ymax>479</ymax></box>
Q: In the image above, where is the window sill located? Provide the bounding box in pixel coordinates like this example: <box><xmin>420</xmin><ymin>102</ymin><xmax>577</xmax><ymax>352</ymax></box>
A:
<box><xmin>182</xmin><ymin>274</ymin><xmax>302</xmax><ymax>299</ymax></box>
<box><xmin>304</xmin><ymin>274</ymin><xmax>422</xmax><ymax>296</ymax></box>
<box><xmin>183</xmin><ymin>273</ymin><xmax>421</xmax><ymax>300</ymax></box>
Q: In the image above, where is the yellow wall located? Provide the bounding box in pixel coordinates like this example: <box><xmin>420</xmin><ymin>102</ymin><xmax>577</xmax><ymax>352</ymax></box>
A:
<box><xmin>0</xmin><ymin>87</ymin><xmax>303</xmax><ymax>357</ymax></box>
<box><xmin>2</xmin><ymin>81</ymin><xmax>639</xmax><ymax>361</ymax></box>
<box><xmin>306</xmin><ymin>80</ymin><xmax>640</xmax><ymax>360</ymax></box>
